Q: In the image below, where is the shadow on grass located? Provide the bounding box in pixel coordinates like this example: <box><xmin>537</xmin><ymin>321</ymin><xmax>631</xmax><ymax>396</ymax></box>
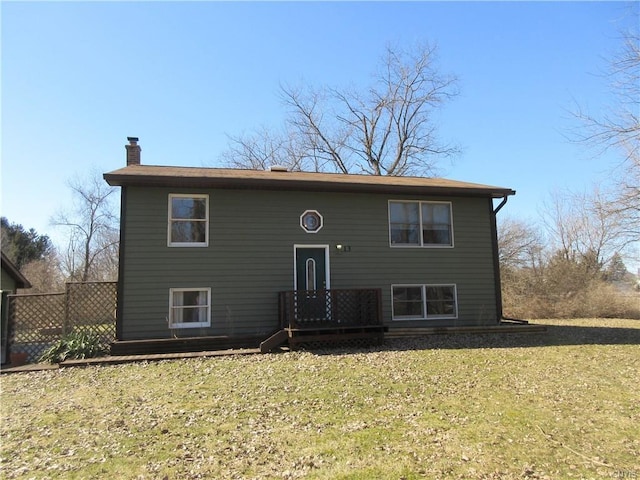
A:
<box><xmin>538</xmin><ymin>323</ymin><xmax>640</xmax><ymax>346</ymax></box>
<box><xmin>305</xmin><ymin>322</ymin><xmax>640</xmax><ymax>355</ymax></box>
<box><xmin>417</xmin><ymin>325</ymin><xmax>638</xmax><ymax>350</ymax></box>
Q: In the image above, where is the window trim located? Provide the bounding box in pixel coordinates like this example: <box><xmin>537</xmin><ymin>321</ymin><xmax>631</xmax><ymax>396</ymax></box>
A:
<box><xmin>168</xmin><ymin>287</ymin><xmax>211</xmax><ymax>329</ymax></box>
<box><xmin>390</xmin><ymin>284</ymin><xmax>425</xmax><ymax>320</ymax></box>
<box><xmin>168</xmin><ymin>193</ymin><xmax>209</xmax><ymax>247</ymax></box>
<box><xmin>300</xmin><ymin>210</ymin><xmax>323</xmax><ymax>234</ymax></box>
<box><xmin>388</xmin><ymin>200</ymin><xmax>454</xmax><ymax>248</ymax></box>
<box><xmin>391</xmin><ymin>284</ymin><xmax>458</xmax><ymax>321</ymax></box>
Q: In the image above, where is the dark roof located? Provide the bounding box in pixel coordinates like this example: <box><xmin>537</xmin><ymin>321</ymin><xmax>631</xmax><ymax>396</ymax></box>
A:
<box><xmin>104</xmin><ymin>165</ymin><xmax>515</xmax><ymax>198</ymax></box>
<box><xmin>1</xmin><ymin>252</ymin><xmax>32</xmax><ymax>289</ymax></box>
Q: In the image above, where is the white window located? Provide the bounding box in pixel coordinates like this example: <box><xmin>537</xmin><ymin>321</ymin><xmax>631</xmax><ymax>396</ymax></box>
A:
<box><xmin>392</xmin><ymin>285</ymin><xmax>424</xmax><ymax>318</ymax></box>
<box><xmin>168</xmin><ymin>194</ymin><xmax>209</xmax><ymax>247</ymax></box>
<box><xmin>392</xmin><ymin>284</ymin><xmax>458</xmax><ymax>320</ymax></box>
<box><xmin>168</xmin><ymin>288</ymin><xmax>211</xmax><ymax>328</ymax></box>
<box><xmin>389</xmin><ymin>201</ymin><xmax>453</xmax><ymax>247</ymax></box>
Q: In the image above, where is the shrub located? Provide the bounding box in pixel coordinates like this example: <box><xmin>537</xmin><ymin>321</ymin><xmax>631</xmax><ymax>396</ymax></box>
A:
<box><xmin>39</xmin><ymin>331</ymin><xmax>108</xmax><ymax>364</ymax></box>
<box><xmin>503</xmin><ymin>272</ymin><xmax>640</xmax><ymax>320</ymax></box>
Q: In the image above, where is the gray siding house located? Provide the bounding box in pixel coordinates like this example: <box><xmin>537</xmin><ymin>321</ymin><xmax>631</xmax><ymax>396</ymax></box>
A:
<box><xmin>104</xmin><ymin>138</ymin><xmax>515</xmax><ymax>351</ymax></box>
<box><xmin>1</xmin><ymin>252</ymin><xmax>32</xmax><ymax>364</ymax></box>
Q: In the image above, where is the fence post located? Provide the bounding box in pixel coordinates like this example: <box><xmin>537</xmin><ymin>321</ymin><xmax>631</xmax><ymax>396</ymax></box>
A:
<box><xmin>63</xmin><ymin>283</ymin><xmax>70</xmax><ymax>336</ymax></box>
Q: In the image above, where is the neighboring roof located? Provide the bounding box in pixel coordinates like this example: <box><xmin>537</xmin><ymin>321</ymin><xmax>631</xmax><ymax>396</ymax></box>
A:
<box><xmin>104</xmin><ymin>165</ymin><xmax>515</xmax><ymax>198</ymax></box>
<box><xmin>1</xmin><ymin>252</ymin><xmax>32</xmax><ymax>289</ymax></box>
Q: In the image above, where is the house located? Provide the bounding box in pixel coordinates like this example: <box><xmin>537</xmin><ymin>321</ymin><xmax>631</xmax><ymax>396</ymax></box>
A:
<box><xmin>1</xmin><ymin>252</ymin><xmax>32</xmax><ymax>293</ymax></box>
<box><xmin>104</xmin><ymin>137</ymin><xmax>515</xmax><ymax>353</ymax></box>
<box><xmin>1</xmin><ymin>252</ymin><xmax>32</xmax><ymax>364</ymax></box>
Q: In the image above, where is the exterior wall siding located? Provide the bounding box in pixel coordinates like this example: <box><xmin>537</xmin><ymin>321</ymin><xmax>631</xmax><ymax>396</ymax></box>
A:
<box><xmin>120</xmin><ymin>186</ymin><xmax>499</xmax><ymax>340</ymax></box>
<box><xmin>1</xmin><ymin>269</ymin><xmax>17</xmax><ymax>293</ymax></box>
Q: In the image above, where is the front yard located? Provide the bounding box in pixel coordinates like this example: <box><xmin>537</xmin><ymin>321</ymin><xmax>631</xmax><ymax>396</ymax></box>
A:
<box><xmin>1</xmin><ymin>318</ymin><xmax>639</xmax><ymax>479</ymax></box>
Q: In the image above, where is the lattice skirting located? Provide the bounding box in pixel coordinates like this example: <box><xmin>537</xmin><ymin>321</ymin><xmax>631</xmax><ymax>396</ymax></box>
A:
<box><xmin>290</xmin><ymin>336</ymin><xmax>385</xmax><ymax>351</ymax></box>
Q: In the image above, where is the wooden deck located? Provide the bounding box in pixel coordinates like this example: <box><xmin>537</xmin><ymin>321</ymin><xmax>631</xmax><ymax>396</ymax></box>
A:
<box><xmin>0</xmin><ymin>348</ymin><xmax>261</xmax><ymax>374</ymax></box>
<box><xmin>386</xmin><ymin>322</ymin><xmax>547</xmax><ymax>337</ymax></box>
<box><xmin>110</xmin><ymin>335</ymin><xmax>265</xmax><ymax>356</ymax></box>
<box><xmin>60</xmin><ymin>348</ymin><xmax>261</xmax><ymax>368</ymax></box>
<box><xmin>260</xmin><ymin>325</ymin><xmax>387</xmax><ymax>353</ymax></box>
<box><xmin>265</xmin><ymin>288</ymin><xmax>386</xmax><ymax>351</ymax></box>
<box><xmin>279</xmin><ymin>288</ymin><xmax>383</xmax><ymax>330</ymax></box>
<box><xmin>1</xmin><ymin>322</ymin><xmax>548</xmax><ymax>373</ymax></box>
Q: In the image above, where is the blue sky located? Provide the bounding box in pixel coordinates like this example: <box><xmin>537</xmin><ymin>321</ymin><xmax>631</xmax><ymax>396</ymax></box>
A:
<box><xmin>1</xmin><ymin>2</ymin><xmax>637</xmax><ymax>264</ymax></box>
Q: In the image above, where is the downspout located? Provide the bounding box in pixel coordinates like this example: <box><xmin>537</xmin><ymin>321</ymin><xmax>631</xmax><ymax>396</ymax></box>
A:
<box><xmin>490</xmin><ymin>195</ymin><xmax>509</xmax><ymax>324</ymax></box>
<box><xmin>493</xmin><ymin>195</ymin><xmax>509</xmax><ymax>215</ymax></box>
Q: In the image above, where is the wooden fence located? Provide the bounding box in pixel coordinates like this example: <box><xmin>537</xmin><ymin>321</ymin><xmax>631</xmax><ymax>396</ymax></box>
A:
<box><xmin>7</xmin><ymin>282</ymin><xmax>117</xmax><ymax>363</ymax></box>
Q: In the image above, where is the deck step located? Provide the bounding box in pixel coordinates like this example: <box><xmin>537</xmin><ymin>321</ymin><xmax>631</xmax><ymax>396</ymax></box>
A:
<box><xmin>260</xmin><ymin>330</ymin><xmax>289</xmax><ymax>353</ymax></box>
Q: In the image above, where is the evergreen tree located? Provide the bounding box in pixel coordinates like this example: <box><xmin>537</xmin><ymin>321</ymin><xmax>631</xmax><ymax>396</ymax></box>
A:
<box><xmin>604</xmin><ymin>253</ymin><xmax>628</xmax><ymax>282</ymax></box>
<box><xmin>1</xmin><ymin>217</ymin><xmax>52</xmax><ymax>269</ymax></box>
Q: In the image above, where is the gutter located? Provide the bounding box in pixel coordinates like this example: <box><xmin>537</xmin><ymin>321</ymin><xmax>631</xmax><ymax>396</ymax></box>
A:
<box><xmin>493</xmin><ymin>195</ymin><xmax>509</xmax><ymax>215</ymax></box>
<box><xmin>103</xmin><ymin>174</ymin><xmax>515</xmax><ymax>198</ymax></box>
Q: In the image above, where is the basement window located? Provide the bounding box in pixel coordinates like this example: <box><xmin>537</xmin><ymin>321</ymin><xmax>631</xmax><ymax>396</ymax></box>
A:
<box><xmin>168</xmin><ymin>288</ymin><xmax>211</xmax><ymax>328</ymax></box>
<box><xmin>392</xmin><ymin>284</ymin><xmax>458</xmax><ymax>320</ymax></box>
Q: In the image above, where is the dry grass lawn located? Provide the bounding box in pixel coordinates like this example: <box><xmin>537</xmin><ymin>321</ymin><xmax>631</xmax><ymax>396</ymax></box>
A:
<box><xmin>1</xmin><ymin>318</ymin><xmax>639</xmax><ymax>479</ymax></box>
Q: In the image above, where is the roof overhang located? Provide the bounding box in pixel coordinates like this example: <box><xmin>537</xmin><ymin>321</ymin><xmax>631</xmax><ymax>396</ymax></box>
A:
<box><xmin>1</xmin><ymin>252</ymin><xmax>32</xmax><ymax>289</ymax></box>
<box><xmin>103</xmin><ymin>165</ymin><xmax>516</xmax><ymax>198</ymax></box>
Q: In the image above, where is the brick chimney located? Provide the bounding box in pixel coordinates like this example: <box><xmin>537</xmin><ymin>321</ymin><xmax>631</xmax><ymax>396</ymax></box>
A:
<box><xmin>125</xmin><ymin>137</ymin><xmax>141</xmax><ymax>166</ymax></box>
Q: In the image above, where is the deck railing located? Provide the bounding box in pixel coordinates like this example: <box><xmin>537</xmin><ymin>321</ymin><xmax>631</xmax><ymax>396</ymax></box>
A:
<box><xmin>279</xmin><ymin>288</ymin><xmax>383</xmax><ymax>330</ymax></box>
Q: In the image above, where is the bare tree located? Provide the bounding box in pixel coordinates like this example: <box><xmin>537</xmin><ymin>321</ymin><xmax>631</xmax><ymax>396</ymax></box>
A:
<box><xmin>497</xmin><ymin>216</ymin><xmax>544</xmax><ymax>270</ymax></box>
<box><xmin>221</xmin><ymin>126</ymin><xmax>314</xmax><ymax>172</ymax></box>
<box><xmin>223</xmin><ymin>43</ymin><xmax>459</xmax><ymax>176</ymax></box>
<box><xmin>571</xmin><ymin>25</ymin><xmax>639</xmax><ymax>243</ymax></box>
<box><xmin>573</xmin><ymin>29</ymin><xmax>639</xmax><ymax>161</ymax></box>
<box><xmin>19</xmin><ymin>253</ymin><xmax>65</xmax><ymax>293</ymax></box>
<box><xmin>500</xmin><ymin>186</ymin><xmax>639</xmax><ymax>319</ymax></box>
<box><xmin>541</xmin><ymin>187</ymin><xmax>635</xmax><ymax>269</ymax></box>
<box><xmin>52</xmin><ymin>172</ymin><xmax>119</xmax><ymax>282</ymax></box>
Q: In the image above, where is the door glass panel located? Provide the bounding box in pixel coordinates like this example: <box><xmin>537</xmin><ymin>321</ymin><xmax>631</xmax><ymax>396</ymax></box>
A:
<box><xmin>306</xmin><ymin>258</ymin><xmax>316</xmax><ymax>290</ymax></box>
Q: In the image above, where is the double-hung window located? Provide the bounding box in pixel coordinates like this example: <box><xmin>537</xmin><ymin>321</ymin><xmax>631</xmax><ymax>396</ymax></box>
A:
<box><xmin>169</xmin><ymin>288</ymin><xmax>211</xmax><ymax>328</ymax></box>
<box><xmin>168</xmin><ymin>194</ymin><xmax>209</xmax><ymax>247</ymax></box>
<box><xmin>392</xmin><ymin>284</ymin><xmax>458</xmax><ymax>320</ymax></box>
<box><xmin>389</xmin><ymin>201</ymin><xmax>453</xmax><ymax>247</ymax></box>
